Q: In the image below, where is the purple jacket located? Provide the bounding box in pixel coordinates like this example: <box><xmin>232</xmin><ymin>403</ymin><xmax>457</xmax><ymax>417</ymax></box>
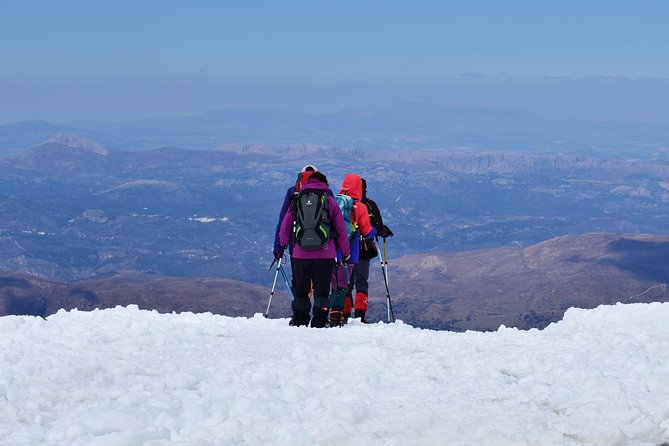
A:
<box><xmin>279</xmin><ymin>179</ymin><xmax>350</xmax><ymax>260</ymax></box>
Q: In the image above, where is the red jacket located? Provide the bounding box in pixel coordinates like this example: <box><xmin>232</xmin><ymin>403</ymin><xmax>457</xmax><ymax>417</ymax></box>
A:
<box><xmin>339</xmin><ymin>173</ymin><xmax>374</xmax><ymax>238</ymax></box>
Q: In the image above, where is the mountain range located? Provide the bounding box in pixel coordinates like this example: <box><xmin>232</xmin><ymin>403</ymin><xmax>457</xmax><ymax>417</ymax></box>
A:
<box><xmin>2</xmin><ymin>104</ymin><xmax>669</xmax><ymax>157</ymax></box>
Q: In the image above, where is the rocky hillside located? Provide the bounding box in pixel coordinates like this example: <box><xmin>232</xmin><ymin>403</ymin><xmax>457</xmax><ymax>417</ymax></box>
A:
<box><xmin>0</xmin><ymin>272</ymin><xmax>285</xmax><ymax>320</ymax></box>
<box><xmin>382</xmin><ymin>233</ymin><xmax>669</xmax><ymax>330</ymax></box>
<box><xmin>3</xmin><ymin>233</ymin><xmax>668</xmax><ymax>331</ymax></box>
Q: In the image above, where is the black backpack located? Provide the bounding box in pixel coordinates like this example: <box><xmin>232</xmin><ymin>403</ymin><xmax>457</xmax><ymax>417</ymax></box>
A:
<box><xmin>293</xmin><ymin>189</ymin><xmax>331</xmax><ymax>250</ymax></box>
<box><xmin>359</xmin><ymin>199</ymin><xmax>380</xmax><ymax>260</ymax></box>
<box><xmin>365</xmin><ymin>199</ymin><xmax>383</xmax><ymax>229</ymax></box>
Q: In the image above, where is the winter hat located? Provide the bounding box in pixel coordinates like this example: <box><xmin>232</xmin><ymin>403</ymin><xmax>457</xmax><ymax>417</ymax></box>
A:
<box><xmin>301</xmin><ymin>165</ymin><xmax>318</xmax><ymax>173</ymax></box>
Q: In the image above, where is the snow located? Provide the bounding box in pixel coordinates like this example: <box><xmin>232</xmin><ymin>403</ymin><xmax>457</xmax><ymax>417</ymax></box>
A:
<box><xmin>188</xmin><ymin>217</ymin><xmax>230</xmax><ymax>223</ymax></box>
<box><xmin>1</xmin><ymin>303</ymin><xmax>668</xmax><ymax>446</ymax></box>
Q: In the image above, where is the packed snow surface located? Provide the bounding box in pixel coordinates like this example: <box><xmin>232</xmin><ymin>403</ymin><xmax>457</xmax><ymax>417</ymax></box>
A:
<box><xmin>1</xmin><ymin>303</ymin><xmax>669</xmax><ymax>445</ymax></box>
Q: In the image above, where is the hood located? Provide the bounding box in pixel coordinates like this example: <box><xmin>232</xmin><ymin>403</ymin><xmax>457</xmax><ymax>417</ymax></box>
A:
<box><xmin>302</xmin><ymin>178</ymin><xmax>330</xmax><ymax>192</ymax></box>
<box><xmin>339</xmin><ymin>174</ymin><xmax>363</xmax><ymax>200</ymax></box>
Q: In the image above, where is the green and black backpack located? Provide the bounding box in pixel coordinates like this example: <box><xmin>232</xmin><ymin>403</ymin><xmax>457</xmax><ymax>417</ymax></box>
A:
<box><xmin>293</xmin><ymin>189</ymin><xmax>331</xmax><ymax>250</ymax></box>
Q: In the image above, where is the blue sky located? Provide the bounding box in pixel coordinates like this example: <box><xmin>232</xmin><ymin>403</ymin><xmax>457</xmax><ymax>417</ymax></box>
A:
<box><xmin>1</xmin><ymin>0</ymin><xmax>668</xmax><ymax>123</ymax></box>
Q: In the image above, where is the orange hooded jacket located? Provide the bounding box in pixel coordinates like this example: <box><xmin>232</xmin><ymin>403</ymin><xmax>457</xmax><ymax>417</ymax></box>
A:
<box><xmin>339</xmin><ymin>173</ymin><xmax>374</xmax><ymax>238</ymax></box>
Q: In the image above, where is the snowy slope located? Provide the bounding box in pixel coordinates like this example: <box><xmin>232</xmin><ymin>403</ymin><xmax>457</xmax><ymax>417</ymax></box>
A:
<box><xmin>1</xmin><ymin>303</ymin><xmax>668</xmax><ymax>446</ymax></box>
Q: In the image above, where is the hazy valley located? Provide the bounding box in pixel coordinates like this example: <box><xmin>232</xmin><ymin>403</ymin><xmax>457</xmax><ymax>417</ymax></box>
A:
<box><xmin>2</xmin><ymin>109</ymin><xmax>669</xmax><ymax>329</ymax></box>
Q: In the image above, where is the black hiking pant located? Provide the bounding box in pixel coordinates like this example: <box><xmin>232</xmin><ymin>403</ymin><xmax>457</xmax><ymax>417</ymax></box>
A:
<box><xmin>292</xmin><ymin>258</ymin><xmax>335</xmax><ymax>328</ymax></box>
<box><xmin>353</xmin><ymin>258</ymin><xmax>370</xmax><ymax>294</ymax></box>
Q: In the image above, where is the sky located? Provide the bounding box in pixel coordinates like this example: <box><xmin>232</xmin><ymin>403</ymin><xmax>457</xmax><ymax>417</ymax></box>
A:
<box><xmin>1</xmin><ymin>0</ymin><xmax>669</xmax><ymax>124</ymax></box>
<box><xmin>1</xmin><ymin>303</ymin><xmax>668</xmax><ymax>445</ymax></box>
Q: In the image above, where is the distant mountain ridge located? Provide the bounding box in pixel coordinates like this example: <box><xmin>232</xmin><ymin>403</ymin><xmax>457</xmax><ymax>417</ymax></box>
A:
<box><xmin>379</xmin><ymin>149</ymin><xmax>669</xmax><ymax>176</ymax></box>
<box><xmin>384</xmin><ymin>233</ymin><xmax>669</xmax><ymax>330</ymax></box>
<box><xmin>2</xmin><ymin>104</ymin><xmax>669</xmax><ymax>156</ymax></box>
<box><xmin>38</xmin><ymin>134</ymin><xmax>110</xmax><ymax>155</ymax></box>
<box><xmin>0</xmin><ymin>271</ymin><xmax>277</xmax><ymax>319</ymax></box>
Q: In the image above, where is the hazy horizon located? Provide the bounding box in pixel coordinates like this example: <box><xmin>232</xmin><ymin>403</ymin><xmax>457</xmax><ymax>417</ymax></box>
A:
<box><xmin>2</xmin><ymin>1</ymin><xmax>668</xmax><ymax>125</ymax></box>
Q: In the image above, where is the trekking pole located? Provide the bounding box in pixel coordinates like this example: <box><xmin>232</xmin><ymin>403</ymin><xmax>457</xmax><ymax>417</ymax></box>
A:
<box><xmin>264</xmin><ymin>258</ymin><xmax>282</xmax><ymax>318</ymax></box>
<box><xmin>279</xmin><ymin>264</ymin><xmax>295</xmax><ymax>301</ymax></box>
<box><xmin>380</xmin><ymin>237</ymin><xmax>395</xmax><ymax>323</ymax></box>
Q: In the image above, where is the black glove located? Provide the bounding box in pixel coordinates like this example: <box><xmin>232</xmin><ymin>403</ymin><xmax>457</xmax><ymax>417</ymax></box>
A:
<box><xmin>378</xmin><ymin>225</ymin><xmax>394</xmax><ymax>238</ymax></box>
<box><xmin>341</xmin><ymin>254</ymin><xmax>351</xmax><ymax>266</ymax></box>
<box><xmin>273</xmin><ymin>247</ymin><xmax>285</xmax><ymax>260</ymax></box>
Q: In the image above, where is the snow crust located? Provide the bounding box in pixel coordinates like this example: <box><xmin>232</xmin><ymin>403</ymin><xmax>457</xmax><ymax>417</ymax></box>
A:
<box><xmin>1</xmin><ymin>303</ymin><xmax>668</xmax><ymax>445</ymax></box>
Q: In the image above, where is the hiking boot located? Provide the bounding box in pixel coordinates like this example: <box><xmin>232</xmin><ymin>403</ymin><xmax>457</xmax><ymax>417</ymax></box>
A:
<box><xmin>290</xmin><ymin>312</ymin><xmax>310</xmax><ymax>327</ymax></box>
<box><xmin>354</xmin><ymin>310</ymin><xmax>369</xmax><ymax>324</ymax></box>
<box><xmin>311</xmin><ymin>307</ymin><xmax>329</xmax><ymax>328</ymax></box>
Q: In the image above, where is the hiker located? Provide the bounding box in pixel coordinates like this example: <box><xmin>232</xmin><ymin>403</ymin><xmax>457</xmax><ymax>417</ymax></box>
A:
<box><xmin>352</xmin><ymin>178</ymin><xmax>393</xmax><ymax>322</ymax></box>
<box><xmin>272</xmin><ymin>164</ymin><xmax>317</xmax><ymax>323</ymax></box>
<box><xmin>331</xmin><ymin>173</ymin><xmax>377</xmax><ymax>325</ymax></box>
<box><xmin>279</xmin><ymin>171</ymin><xmax>350</xmax><ymax>328</ymax></box>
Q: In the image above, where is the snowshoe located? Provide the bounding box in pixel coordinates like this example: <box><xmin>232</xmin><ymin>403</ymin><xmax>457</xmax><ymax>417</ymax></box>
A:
<box><xmin>329</xmin><ymin>310</ymin><xmax>344</xmax><ymax>327</ymax></box>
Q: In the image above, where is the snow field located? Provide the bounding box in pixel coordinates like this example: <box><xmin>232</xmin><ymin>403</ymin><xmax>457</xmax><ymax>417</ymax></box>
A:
<box><xmin>0</xmin><ymin>302</ymin><xmax>668</xmax><ymax>445</ymax></box>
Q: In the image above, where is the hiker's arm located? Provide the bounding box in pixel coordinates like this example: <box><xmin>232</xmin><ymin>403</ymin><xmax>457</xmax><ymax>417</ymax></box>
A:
<box><xmin>278</xmin><ymin>208</ymin><xmax>294</xmax><ymax>248</ymax></box>
<box><xmin>274</xmin><ymin>187</ymin><xmax>294</xmax><ymax>253</ymax></box>
<box><xmin>369</xmin><ymin>198</ymin><xmax>392</xmax><ymax>238</ymax></box>
<box><xmin>368</xmin><ymin>198</ymin><xmax>384</xmax><ymax>227</ymax></box>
